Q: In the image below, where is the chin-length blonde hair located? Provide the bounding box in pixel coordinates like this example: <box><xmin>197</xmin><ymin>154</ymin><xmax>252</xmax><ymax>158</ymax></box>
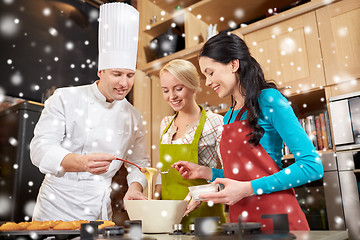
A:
<box><xmin>159</xmin><ymin>59</ymin><xmax>200</xmax><ymax>93</ymax></box>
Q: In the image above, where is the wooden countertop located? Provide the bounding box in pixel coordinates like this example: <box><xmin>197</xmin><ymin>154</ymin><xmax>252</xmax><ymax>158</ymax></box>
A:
<box><xmin>142</xmin><ymin>230</ymin><xmax>348</xmax><ymax>240</ymax></box>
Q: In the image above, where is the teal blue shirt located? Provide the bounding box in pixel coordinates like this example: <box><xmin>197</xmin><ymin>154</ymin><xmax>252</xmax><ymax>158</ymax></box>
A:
<box><xmin>212</xmin><ymin>88</ymin><xmax>324</xmax><ymax>195</ymax></box>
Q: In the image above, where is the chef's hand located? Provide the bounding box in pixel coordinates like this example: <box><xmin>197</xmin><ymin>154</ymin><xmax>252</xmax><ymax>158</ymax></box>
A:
<box><xmin>172</xmin><ymin>161</ymin><xmax>212</xmax><ymax>180</ymax></box>
<box><xmin>123</xmin><ymin>182</ymin><xmax>147</xmax><ymax>203</ymax></box>
<box><xmin>85</xmin><ymin>153</ymin><xmax>115</xmax><ymax>175</ymax></box>
<box><xmin>61</xmin><ymin>153</ymin><xmax>115</xmax><ymax>174</ymax></box>
<box><xmin>199</xmin><ymin>178</ymin><xmax>254</xmax><ymax>206</ymax></box>
<box><xmin>183</xmin><ymin>192</ymin><xmax>201</xmax><ymax>216</ymax></box>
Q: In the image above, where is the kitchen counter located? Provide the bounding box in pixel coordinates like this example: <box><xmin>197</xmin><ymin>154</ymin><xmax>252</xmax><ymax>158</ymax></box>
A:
<box><xmin>142</xmin><ymin>231</ymin><xmax>348</xmax><ymax>240</ymax></box>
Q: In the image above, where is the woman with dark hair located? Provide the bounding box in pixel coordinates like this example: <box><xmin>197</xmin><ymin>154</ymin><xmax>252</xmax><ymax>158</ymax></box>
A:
<box><xmin>173</xmin><ymin>32</ymin><xmax>324</xmax><ymax>230</ymax></box>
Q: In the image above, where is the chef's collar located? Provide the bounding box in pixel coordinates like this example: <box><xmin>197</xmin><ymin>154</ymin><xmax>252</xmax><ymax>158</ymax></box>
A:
<box><xmin>91</xmin><ymin>80</ymin><xmax>117</xmax><ymax>105</ymax></box>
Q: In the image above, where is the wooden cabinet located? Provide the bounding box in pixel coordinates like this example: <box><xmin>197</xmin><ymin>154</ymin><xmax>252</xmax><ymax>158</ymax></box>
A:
<box><xmin>133</xmin><ymin>70</ymin><xmax>152</xmax><ymax>156</ymax></box>
<box><xmin>133</xmin><ymin>71</ymin><xmax>174</xmax><ymax>164</ymax></box>
<box><xmin>137</xmin><ymin>0</ymin><xmax>297</xmax><ymax>69</ymax></box>
<box><xmin>150</xmin><ymin>75</ymin><xmax>174</xmax><ymax>164</ymax></box>
<box><xmin>243</xmin><ymin>12</ymin><xmax>326</xmax><ymax>95</ymax></box>
<box><xmin>316</xmin><ymin>0</ymin><xmax>360</xmax><ymax>85</ymax></box>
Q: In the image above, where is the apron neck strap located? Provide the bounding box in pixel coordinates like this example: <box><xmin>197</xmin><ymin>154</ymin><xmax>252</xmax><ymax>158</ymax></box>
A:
<box><xmin>234</xmin><ymin>105</ymin><xmax>247</xmax><ymax>122</ymax></box>
<box><xmin>193</xmin><ymin>105</ymin><xmax>206</xmax><ymax>141</ymax></box>
<box><xmin>160</xmin><ymin>105</ymin><xmax>206</xmax><ymax>143</ymax></box>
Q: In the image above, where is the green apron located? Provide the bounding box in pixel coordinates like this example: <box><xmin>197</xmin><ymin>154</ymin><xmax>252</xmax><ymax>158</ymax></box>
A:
<box><xmin>159</xmin><ymin>106</ymin><xmax>225</xmax><ymax>230</ymax></box>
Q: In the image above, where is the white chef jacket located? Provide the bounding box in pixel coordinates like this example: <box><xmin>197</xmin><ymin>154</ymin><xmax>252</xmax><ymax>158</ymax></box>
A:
<box><xmin>30</xmin><ymin>81</ymin><xmax>150</xmax><ymax>221</ymax></box>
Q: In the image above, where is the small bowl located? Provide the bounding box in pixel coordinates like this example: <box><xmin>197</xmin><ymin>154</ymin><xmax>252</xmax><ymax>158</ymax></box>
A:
<box><xmin>188</xmin><ymin>183</ymin><xmax>219</xmax><ymax>201</ymax></box>
<box><xmin>124</xmin><ymin>200</ymin><xmax>187</xmax><ymax>233</ymax></box>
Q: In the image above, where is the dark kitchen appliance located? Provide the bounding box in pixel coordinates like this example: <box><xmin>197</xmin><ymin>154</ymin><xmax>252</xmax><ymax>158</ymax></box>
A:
<box><xmin>329</xmin><ymin>91</ymin><xmax>360</xmax><ymax>150</ymax></box>
<box><xmin>282</xmin><ymin>153</ymin><xmax>343</xmax><ymax>231</ymax></box>
<box><xmin>283</xmin><ymin>151</ymin><xmax>360</xmax><ymax>240</ymax></box>
<box><xmin>0</xmin><ymin>101</ymin><xmax>44</xmax><ymax>222</ymax></box>
<box><xmin>333</xmin><ymin>150</ymin><xmax>360</xmax><ymax>240</ymax></box>
<box><xmin>149</xmin><ymin>27</ymin><xmax>185</xmax><ymax>59</ymax></box>
<box><xmin>327</xmin><ymin>91</ymin><xmax>360</xmax><ymax>240</ymax></box>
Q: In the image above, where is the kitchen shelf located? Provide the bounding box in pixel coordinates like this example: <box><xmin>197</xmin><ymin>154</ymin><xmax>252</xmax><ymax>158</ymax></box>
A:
<box><xmin>143</xmin><ymin>10</ymin><xmax>185</xmax><ymax>37</ymax></box>
<box><xmin>150</xmin><ymin>0</ymin><xmax>200</xmax><ymax>14</ymax></box>
<box><xmin>141</xmin><ymin>42</ymin><xmax>203</xmax><ymax>75</ymax></box>
<box><xmin>189</xmin><ymin>0</ymin><xmax>297</xmax><ymax>32</ymax></box>
<box><xmin>288</xmin><ymin>89</ymin><xmax>327</xmax><ymax>118</ymax></box>
<box><xmin>282</xmin><ymin>149</ymin><xmax>335</xmax><ymax>160</ymax></box>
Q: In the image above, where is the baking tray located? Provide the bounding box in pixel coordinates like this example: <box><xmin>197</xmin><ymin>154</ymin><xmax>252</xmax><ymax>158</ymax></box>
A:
<box><xmin>0</xmin><ymin>230</ymin><xmax>80</xmax><ymax>240</ymax></box>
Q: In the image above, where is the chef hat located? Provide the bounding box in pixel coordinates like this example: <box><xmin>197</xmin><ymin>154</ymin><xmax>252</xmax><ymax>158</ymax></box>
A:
<box><xmin>98</xmin><ymin>2</ymin><xmax>139</xmax><ymax>71</ymax></box>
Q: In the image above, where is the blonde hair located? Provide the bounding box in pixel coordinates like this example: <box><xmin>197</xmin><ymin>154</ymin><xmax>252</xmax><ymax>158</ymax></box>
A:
<box><xmin>159</xmin><ymin>59</ymin><xmax>200</xmax><ymax>92</ymax></box>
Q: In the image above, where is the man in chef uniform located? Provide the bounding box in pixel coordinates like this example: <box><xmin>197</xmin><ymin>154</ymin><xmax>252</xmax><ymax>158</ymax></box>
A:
<box><xmin>30</xmin><ymin>2</ymin><xmax>149</xmax><ymax>221</ymax></box>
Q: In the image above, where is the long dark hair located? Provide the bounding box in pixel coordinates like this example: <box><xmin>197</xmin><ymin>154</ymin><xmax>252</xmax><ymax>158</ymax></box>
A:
<box><xmin>199</xmin><ymin>32</ymin><xmax>277</xmax><ymax>146</ymax></box>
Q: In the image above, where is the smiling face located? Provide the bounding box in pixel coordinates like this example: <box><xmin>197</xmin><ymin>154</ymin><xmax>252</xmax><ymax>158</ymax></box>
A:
<box><xmin>97</xmin><ymin>68</ymin><xmax>135</xmax><ymax>102</ymax></box>
<box><xmin>160</xmin><ymin>70</ymin><xmax>196</xmax><ymax>112</ymax></box>
<box><xmin>199</xmin><ymin>56</ymin><xmax>239</xmax><ymax>99</ymax></box>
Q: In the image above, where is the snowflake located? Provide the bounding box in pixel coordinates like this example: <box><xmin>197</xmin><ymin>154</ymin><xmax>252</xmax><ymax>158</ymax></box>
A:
<box><xmin>129</xmin><ymin>225</ymin><xmax>142</xmax><ymax>239</ymax></box>
<box><xmin>0</xmin><ymin>14</ymin><xmax>20</xmax><ymax>37</ymax></box>
<box><xmin>11</xmin><ymin>71</ymin><xmax>23</xmax><ymax>85</ymax></box>
<box><xmin>198</xmin><ymin>218</ymin><xmax>218</xmax><ymax>235</ymax></box>
<box><xmin>161</xmin><ymin>210</ymin><xmax>168</xmax><ymax>217</ymax></box>
<box><xmin>245</xmin><ymin>161</ymin><xmax>252</xmax><ymax>170</ymax></box>
<box><xmin>9</xmin><ymin>137</ymin><xmax>18</xmax><ymax>146</ymax></box>
<box><xmin>234</xmin><ymin>8</ymin><xmax>244</xmax><ymax>19</ymax></box>
<box><xmin>24</xmin><ymin>200</ymin><xmax>36</xmax><ymax>216</ymax></box>
<box><xmin>0</xmin><ymin>195</ymin><xmax>11</xmax><ymax>216</ymax></box>
<box><xmin>334</xmin><ymin>216</ymin><xmax>344</xmax><ymax>225</ymax></box>
<box><xmin>85</xmin><ymin>224</ymin><xmax>95</xmax><ymax>234</ymax></box>
<box><xmin>49</xmin><ymin>27</ymin><xmax>58</xmax><ymax>37</ymax></box>
<box><xmin>164</xmin><ymin>154</ymin><xmax>172</xmax><ymax>162</ymax></box>
<box><xmin>49</xmin><ymin>193</ymin><xmax>56</xmax><ymax>200</ymax></box>
<box><xmin>42</xmin><ymin>8</ymin><xmax>51</xmax><ymax>16</ymax></box>
<box><xmin>66</xmin><ymin>41</ymin><xmax>74</xmax><ymax>50</ymax></box>
<box><xmin>30</xmin><ymin>232</ymin><xmax>39</xmax><ymax>239</ymax></box>
<box><xmin>256</xmin><ymin>189</ymin><xmax>263</xmax><ymax>195</ymax></box>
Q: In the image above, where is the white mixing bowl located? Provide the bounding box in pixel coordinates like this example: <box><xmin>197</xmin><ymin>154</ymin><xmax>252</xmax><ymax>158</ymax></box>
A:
<box><xmin>124</xmin><ymin>200</ymin><xmax>188</xmax><ymax>233</ymax></box>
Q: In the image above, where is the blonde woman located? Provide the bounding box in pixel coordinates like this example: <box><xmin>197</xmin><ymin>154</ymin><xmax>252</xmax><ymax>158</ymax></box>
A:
<box><xmin>158</xmin><ymin>59</ymin><xmax>225</xmax><ymax>230</ymax></box>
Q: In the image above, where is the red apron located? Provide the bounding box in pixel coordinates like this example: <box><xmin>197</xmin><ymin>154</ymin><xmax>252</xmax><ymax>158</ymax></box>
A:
<box><xmin>220</xmin><ymin>106</ymin><xmax>309</xmax><ymax>231</ymax></box>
